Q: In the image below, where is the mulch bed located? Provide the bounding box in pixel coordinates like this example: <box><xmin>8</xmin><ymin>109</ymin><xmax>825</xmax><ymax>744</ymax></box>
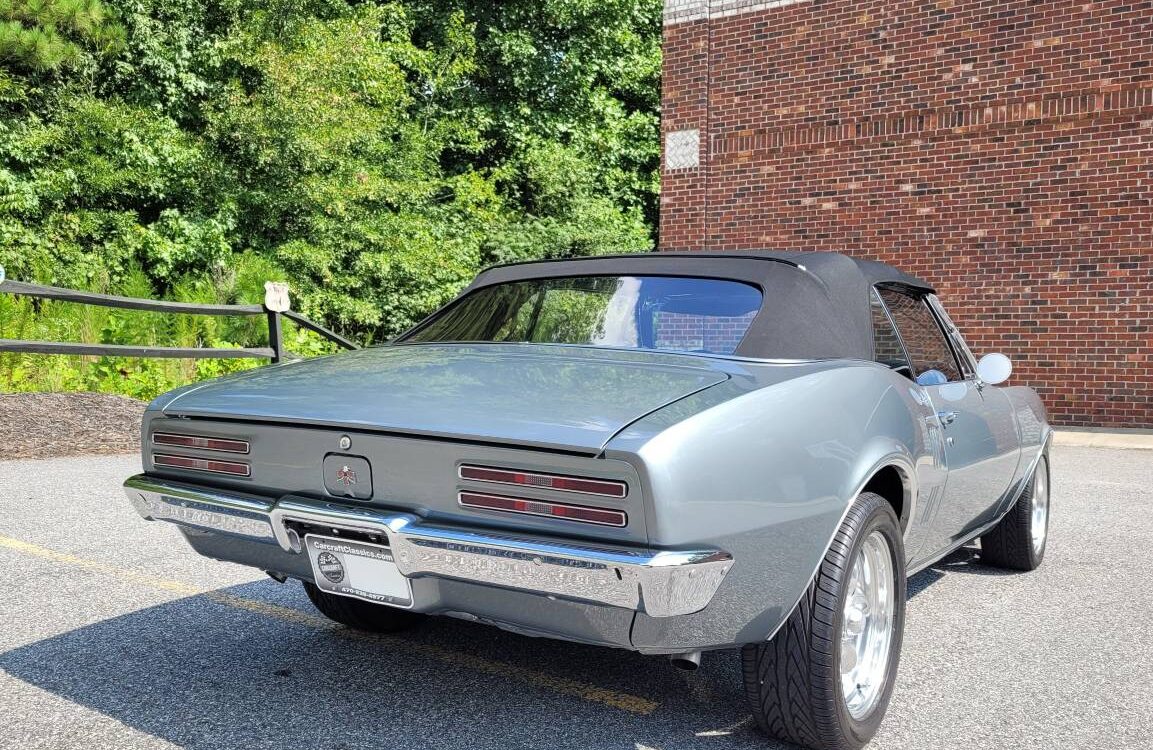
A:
<box><xmin>0</xmin><ymin>392</ymin><xmax>146</xmax><ymax>460</ymax></box>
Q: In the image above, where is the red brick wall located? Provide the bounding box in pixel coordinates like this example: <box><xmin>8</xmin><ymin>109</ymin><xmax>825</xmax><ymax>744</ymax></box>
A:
<box><xmin>654</xmin><ymin>310</ymin><xmax>757</xmax><ymax>353</ymax></box>
<box><xmin>660</xmin><ymin>0</ymin><xmax>1153</xmax><ymax>428</ymax></box>
<box><xmin>661</xmin><ymin>19</ymin><xmax>711</xmax><ymax>248</ymax></box>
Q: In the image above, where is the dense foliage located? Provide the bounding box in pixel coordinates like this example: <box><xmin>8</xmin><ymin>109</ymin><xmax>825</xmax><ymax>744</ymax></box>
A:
<box><xmin>0</xmin><ymin>0</ymin><xmax>661</xmax><ymax>397</ymax></box>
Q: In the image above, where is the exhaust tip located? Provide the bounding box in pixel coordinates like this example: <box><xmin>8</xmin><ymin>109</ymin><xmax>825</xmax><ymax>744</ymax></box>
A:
<box><xmin>285</xmin><ymin>527</ymin><xmax>302</xmax><ymax>554</ymax></box>
<box><xmin>669</xmin><ymin>651</ymin><xmax>702</xmax><ymax>672</ymax></box>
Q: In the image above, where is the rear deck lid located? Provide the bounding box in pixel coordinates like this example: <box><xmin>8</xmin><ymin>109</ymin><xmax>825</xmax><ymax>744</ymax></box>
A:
<box><xmin>161</xmin><ymin>344</ymin><xmax>729</xmax><ymax>454</ymax></box>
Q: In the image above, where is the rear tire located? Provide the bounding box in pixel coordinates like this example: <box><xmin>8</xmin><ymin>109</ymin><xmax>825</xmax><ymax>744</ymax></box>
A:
<box><xmin>303</xmin><ymin>581</ymin><xmax>425</xmax><ymax>633</ymax></box>
<box><xmin>742</xmin><ymin>492</ymin><xmax>906</xmax><ymax>750</ymax></box>
<box><xmin>980</xmin><ymin>453</ymin><xmax>1050</xmax><ymax>571</ymax></box>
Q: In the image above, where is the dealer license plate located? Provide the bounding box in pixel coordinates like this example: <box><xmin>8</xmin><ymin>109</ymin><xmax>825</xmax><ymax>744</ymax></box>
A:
<box><xmin>304</xmin><ymin>535</ymin><xmax>413</xmax><ymax>608</ymax></box>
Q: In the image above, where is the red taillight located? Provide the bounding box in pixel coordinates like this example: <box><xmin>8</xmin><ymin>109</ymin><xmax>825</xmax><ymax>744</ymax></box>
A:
<box><xmin>459</xmin><ymin>465</ymin><xmax>627</xmax><ymax>498</ymax></box>
<box><xmin>152</xmin><ymin>433</ymin><xmax>249</xmax><ymax>454</ymax></box>
<box><xmin>459</xmin><ymin>491</ymin><xmax>627</xmax><ymax>527</ymax></box>
<box><xmin>152</xmin><ymin>453</ymin><xmax>251</xmax><ymax>477</ymax></box>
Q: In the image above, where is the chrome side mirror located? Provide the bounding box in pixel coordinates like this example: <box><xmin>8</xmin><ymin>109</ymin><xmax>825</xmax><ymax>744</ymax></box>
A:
<box><xmin>976</xmin><ymin>353</ymin><xmax>1012</xmax><ymax>385</ymax></box>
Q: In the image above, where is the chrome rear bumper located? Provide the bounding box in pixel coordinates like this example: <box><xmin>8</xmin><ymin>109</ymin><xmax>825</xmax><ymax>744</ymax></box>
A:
<box><xmin>123</xmin><ymin>474</ymin><xmax>732</xmax><ymax>618</ymax></box>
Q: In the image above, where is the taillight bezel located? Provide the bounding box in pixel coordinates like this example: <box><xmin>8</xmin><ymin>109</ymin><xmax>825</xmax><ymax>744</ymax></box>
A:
<box><xmin>458</xmin><ymin>465</ymin><xmax>627</xmax><ymax>499</ymax></box>
<box><xmin>151</xmin><ymin>432</ymin><xmax>250</xmax><ymax>455</ymax></box>
<box><xmin>152</xmin><ymin>453</ymin><xmax>251</xmax><ymax>478</ymax></box>
<box><xmin>458</xmin><ymin>490</ymin><xmax>627</xmax><ymax>527</ymax></box>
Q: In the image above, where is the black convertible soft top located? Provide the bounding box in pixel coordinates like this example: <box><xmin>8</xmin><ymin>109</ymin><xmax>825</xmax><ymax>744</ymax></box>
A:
<box><xmin>461</xmin><ymin>251</ymin><xmax>935</xmax><ymax>361</ymax></box>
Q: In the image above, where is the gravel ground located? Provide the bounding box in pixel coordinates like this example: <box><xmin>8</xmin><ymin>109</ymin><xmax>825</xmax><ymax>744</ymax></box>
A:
<box><xmin>0</xmin><ymin>392</ymin><xmax>144</xmax><ymax>459</ymax></box>
<box><xmin>0</xmin><ymin>447</ymin><xmax>1150</xmax><ymax>750</ymax></box>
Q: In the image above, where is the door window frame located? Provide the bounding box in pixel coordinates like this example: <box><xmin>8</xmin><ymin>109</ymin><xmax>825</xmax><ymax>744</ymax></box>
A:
<box><xmin>874</xmin><ymin>284</ymin><xmax>968</xmax><ymax>384</ymax></box>
<box><xmin>870</xmin><ymin>287</ymin><xmax>914</xmax><ymax>376</ymax></box>
<box><xmin>925</xmin><ymin>295</ymin><xmax>979</xmax><ymax>380</ymax></box>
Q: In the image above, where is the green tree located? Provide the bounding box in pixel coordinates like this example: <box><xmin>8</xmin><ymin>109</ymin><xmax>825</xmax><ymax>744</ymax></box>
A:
<box><xmin>408</xmin><ymin>0</ymin><xmax>662</xmax><ymax>261</ymax></box>
<box><xmin>0</xmin><ymin>0</ymin><xmax>124</xmax><ymax>73</ymax></box>
<box><xmin>0</xmin><ymin>0</ymin><xmax>663</xmax><ymax>396</ymax></box>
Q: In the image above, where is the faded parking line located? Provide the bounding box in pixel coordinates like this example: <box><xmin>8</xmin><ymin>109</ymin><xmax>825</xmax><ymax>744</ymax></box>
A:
<box><xmin>0</xmin><ymin>533</ymin><xmax>660</xmax><ymax>716</ymax></box>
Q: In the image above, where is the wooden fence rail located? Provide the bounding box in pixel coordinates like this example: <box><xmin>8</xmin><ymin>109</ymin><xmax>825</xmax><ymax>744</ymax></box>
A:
<box><xmin>0</xmin><ymin>265</ymin><xmax>359</xmax><ymax>363</ymax></box>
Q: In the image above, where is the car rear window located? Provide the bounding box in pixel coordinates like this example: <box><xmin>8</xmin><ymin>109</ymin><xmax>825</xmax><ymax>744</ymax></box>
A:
<box><xmin>402</xmin><ymin>276</ymin><xmax>763</xmax><ymax>355</ymax></box>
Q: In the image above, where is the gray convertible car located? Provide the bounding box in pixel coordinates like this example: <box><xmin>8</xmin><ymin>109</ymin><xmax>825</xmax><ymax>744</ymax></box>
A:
<box><xmin>123</xmin><ymin>252</ymin><xmax>1051</xmax><ymax>750</ymax></box>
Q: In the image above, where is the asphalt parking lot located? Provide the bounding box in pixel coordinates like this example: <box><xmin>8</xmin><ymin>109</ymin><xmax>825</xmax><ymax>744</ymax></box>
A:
<box><xmin>1</xmin><ymin>446</ymin><xmax>1150</xmax><ymax>750</ymax></box>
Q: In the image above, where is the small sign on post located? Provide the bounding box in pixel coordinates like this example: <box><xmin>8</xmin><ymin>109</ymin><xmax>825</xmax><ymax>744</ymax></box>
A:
<box><xmin>264</xmin><ymin>281</ymin><xmax>290</xmax><ymax>313</ymax></box>
<box><xmin>262</xmin><ymin>281</ymin><xmax>290</xmax><ymax>364</ymax></box>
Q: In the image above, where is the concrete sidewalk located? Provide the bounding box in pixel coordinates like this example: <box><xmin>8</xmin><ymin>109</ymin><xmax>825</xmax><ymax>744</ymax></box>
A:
<box><xmin>1053</xmin><ymin>427</ymin><xmax>1153</xmax><ymax>450</ymax></box>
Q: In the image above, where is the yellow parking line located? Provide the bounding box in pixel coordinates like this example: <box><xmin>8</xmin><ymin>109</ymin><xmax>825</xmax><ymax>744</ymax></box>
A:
<box><xmin>0</xmin><ymin>534</ymin><xmax>659</xmax><ymax>715</ymax></box>
<box><xmin>0</xmin><ymin>534</ymin><xmax>204</xmax><ymax>596</ymax></box>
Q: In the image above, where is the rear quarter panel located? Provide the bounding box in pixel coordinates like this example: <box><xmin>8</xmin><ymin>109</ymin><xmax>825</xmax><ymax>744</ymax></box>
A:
<box><xmin>607</xmin><ymin>362</ymin><xmax>935</xmax><ymax>652</ymax></box>
<box><xmin>995</xmin><ymin>385</ymin><xmax>1052</xmax><ymax>509</ymax></box>
<box><xmin>1002</xmin><ymin>386</ymin><xmax>1049</xmax><ymax>454</ymax></box>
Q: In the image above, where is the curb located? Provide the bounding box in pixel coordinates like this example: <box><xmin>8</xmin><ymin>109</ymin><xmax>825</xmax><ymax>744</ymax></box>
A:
<box><xmin>1053</xmin><ymin>429</ymin><xmax>1153</xmax><ymax>451</ymax></box>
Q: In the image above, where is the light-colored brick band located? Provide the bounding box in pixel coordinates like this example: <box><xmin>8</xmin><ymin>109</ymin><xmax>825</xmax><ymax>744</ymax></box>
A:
<box><xmin>664</xmin><ymin>0</ymin><xmax>810</xmax><ymax>25</ymax></box>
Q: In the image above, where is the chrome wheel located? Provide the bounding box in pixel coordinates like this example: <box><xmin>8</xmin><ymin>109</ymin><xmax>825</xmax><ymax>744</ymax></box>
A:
<box><xmin>1030</xmin><ymin>459</ymin><xmax>1049</xmax><ymax>555</ymax></box>
<box><xmin>839</xmin><ymin>530</ymin><xmax>896</xmax><ymax>720</ymax></box>
<box><xmin>744</xmin><ymin>493</ymin><xmax>905</xmax><ymax>748</ymax></box>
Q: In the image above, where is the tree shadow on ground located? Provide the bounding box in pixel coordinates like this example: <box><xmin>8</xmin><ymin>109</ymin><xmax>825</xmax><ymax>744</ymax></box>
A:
<box><xmin>2</xmin><ymin>545</ymin><xmax>1014</xmax><ymax>749</ymax></box>
<box><xmin>0</xmin><ymin>578</ymin><xmax>782</xmax><ymax>750</ymax></box>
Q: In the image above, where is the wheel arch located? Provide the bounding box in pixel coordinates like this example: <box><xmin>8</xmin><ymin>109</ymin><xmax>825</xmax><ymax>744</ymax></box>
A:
<box><xmin>860</xmin><ymin>461</ymin><xmax>916</xmax><ymax>536</ymax></box>
<box><xmin>842</xmin><ymin>435</ymin><xmax>920</xmax><ymax>541</ymax></box>
<box><xmin>742</xmin><ymin>452</ymin><xmax>918</xmax><ymax>649</ymax></box>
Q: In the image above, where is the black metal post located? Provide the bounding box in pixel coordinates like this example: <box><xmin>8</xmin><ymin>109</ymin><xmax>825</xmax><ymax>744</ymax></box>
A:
<box><xmin>267</xmin><ymin>310</ymin><xmax>284</xmax><ymax>364</ymax></box>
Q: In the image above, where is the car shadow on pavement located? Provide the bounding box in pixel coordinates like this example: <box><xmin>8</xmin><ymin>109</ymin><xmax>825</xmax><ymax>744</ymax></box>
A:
<box><xmin>907</xmin><ymin>544</ymin><xmax>1021</xmax><ymax>599</ymax></box>
<box><xmin>0</xmin><ymin>579</ymin><xmax>793</xmax><ymax>750</ymax></box>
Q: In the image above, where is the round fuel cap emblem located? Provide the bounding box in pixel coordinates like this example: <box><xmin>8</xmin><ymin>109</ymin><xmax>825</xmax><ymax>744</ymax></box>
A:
<box><xmin>339</xmin><ymin>435</ymin><xmax>352</xmax><ymax>450</ymax></box>
<box><xmin>317</xmin><ymin>552</ymin><xmax>345</xmax><ymax>583</ymax></box>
